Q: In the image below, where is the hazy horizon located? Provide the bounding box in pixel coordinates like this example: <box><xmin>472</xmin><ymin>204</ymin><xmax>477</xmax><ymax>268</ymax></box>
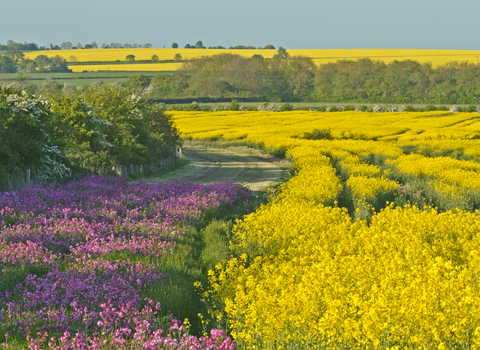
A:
<box><xmin>2</xmin><ymin>0</ymin><xmax>479</xmax><ymax>50</ymax></box>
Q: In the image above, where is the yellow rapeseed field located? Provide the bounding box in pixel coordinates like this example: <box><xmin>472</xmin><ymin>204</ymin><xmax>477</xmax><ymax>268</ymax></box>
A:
<box><xmin>176</xmin><ymin>110</ymin><xmax>480</xmax><ymax>349</ymax></box>
<box><xmin>23</xmin><ymin>48</ymin><xmax>480</xmax><ymax>71</ymax></box>
<box><xmin>171</xmin><ymin>110</ymin><xmax>480</xmax><ymax>141</ymax></box>
<box><xmin>24</xmin><ymin>48</ymin><xmax>277</xmax><ymax>62</ymax></box>
<box><xmin>69</xmin><ymin>62</ymin><xmax>182</xmax><ymax>72</ymax></box>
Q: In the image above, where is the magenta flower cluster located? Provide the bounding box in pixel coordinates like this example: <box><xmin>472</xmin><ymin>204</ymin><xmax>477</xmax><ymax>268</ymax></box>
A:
<box><xmin>0</xmin><ymin>176</ymin><xmax>244</xmax><ymax>349</ymax></box>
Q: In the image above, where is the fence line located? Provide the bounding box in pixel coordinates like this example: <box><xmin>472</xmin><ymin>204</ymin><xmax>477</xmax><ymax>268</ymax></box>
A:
<box><xmin>1</xmin><ymin>152</ymin><xmax>182</xmax><ymax>192</ymax></box>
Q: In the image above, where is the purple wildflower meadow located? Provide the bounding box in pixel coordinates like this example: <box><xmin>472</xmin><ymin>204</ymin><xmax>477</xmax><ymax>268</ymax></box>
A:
<box><xmin>0</xmin><ymin>176</ymin><xmax>245</xmax><ymax>349</ymax></box>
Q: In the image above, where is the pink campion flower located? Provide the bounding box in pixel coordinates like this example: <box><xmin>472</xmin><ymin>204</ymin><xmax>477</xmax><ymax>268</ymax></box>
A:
<box><xmin>0</xmin><ymin>176</ymin><xmax>248</xmax><ymax>348</ymax></box>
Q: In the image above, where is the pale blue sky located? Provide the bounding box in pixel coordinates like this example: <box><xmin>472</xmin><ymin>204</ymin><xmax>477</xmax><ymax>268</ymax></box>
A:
<box><xmin>2</xmin><ymin>0</ymin><xmax>479</xmax><ymax>49</ymax></box>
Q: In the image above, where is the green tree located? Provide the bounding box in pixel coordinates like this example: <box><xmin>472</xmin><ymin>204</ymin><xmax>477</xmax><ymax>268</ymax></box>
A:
<box><xmin>151</xmin><ymin>54</ymin><xmax>159</xmax><ymax>61</ymax></box>
<box><xmin>172</xmin><ymin>43</ymin><xmax>178</xmax><ymax>48</ymax></box>
<box><xmin>46</xmin><ymin>94</ymin><xmax>114</xmax><ymax>170</ymax></box>
<box><xmin>261</xmin><ymin>59</ymin><xmax>290</xmax><ymax>101</ymax></box>
<box><xmin>79</xmin><ymin>83</ymin><xmax>150</xmax><ymax>166</ymax></box>
<box><xmin>273</xmin><ymin>46</ymin><xmax>290</xmax><ymax>60</ymax></box>
<box><xmin>143</xmin><ymin>105</ymin><xmax>183</xmax><ymax>159</ymax></box>
<box><xmin>49</xmin><ymin>55</ymin><xmax>71</xmax><ymax>72</ymax></box>
<box><xmin>283</xmin><ymin>56</ymin><xmax>317</xmax><ymax>98</ymax></box>
<box><xmin>124</xmin><ymin>75</ymin><xmax>152</xmax><ymax>91</ymax></box>
<box><xmin>223</xmin><ymin>55</ymin><xmax>262</xmax><ymax>98</ymax></box>
<box><xmin>151</xmin><ymin>74</ymin><xmax>172</xmax><ymax>96</ymax></box>
<box><xmin>0</xmin><ymin>56</ymin><xmax>16</xmax><ymax>73</ymax></box>
<box><xmin>174</xmin><ymin>53</ymin><xmax>182</xmax><ymax>61</ymax></box>
<box><xmin>0</xmin><ymin>88</ymin><xmax>44</xmax><ymax>185</ymax></box>
<box><xmin>126</xmin><ymin>54</ymin><xmax>135</xmax><ymax>62</ymax></box>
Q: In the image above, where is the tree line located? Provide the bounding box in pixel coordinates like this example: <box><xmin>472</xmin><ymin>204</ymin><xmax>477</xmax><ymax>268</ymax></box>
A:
<box><xmin>0</xmin><ymin>84</ymin><xmax>182</xmax><ymax>186</ymax></box>
<box><xmin>134</xmin><ymin>53</ymin><xmax>480</xmax><ymax>105</ymax></box>
<box><xmin>0</xmin><ymin>53</ymin><xmax>70</xmax><ymax>73</ymax></box>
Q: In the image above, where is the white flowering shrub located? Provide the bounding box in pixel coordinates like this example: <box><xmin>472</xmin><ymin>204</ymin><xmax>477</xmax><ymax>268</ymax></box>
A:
<box><xmin>257</xmin><ymin>103</ymin><xmax>281</xmax><ymax>112</ymax></box>
<box><xmin>0</xmin><ymin>88</ymin><xmax>71</xmax><ymax>185</ymax></box>
<box><xmin>373</xmin><ymin>104</ymin><xmax>383</xmax><ymax>113</ymax></box>
<box><xmin>142</xmin><ymin>83</ymin><xmax>162</xmax><ymax>96</ymax></box>
<box><xmin>384</xmin><ymin>105</ymin><xmax>406</xmax><ymax>112</ymax></box>
<box><xmin>450</xmin><ymin>105</ymin><xmax>461</xmax><ymax>112</ymax></box>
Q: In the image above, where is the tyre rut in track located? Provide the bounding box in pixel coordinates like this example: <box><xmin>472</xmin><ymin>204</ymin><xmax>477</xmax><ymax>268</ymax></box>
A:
<box><xmin>141</xmin><ymin>145</ymin><xmax>289</xmax><ymax>195</ymax></box>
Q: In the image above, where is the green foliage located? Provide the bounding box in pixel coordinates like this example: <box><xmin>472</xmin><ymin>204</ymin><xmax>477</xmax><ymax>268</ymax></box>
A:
<box><xmin>424</xmin><ymin>105</ymin><xmax>437</xmax><ymax>111</ymax></box>
<box><xmin>313</xmin><ymin>59</ymin><xmax>480</xmax><ymax>104</ymax></box>
<box><xmin>467</xmin><ymin>105</ymin><xmax>476</xmax><ymax>112</ymax></box>
<box><xmin>41</xmin><ymin>78</ymin><xmax>63</xmax><ymax>94</ymax></box>
<box><xmin>280</xmin><ymin>102</ymin><xmax>295</xmax><ymax>111</ymax></box>
<box><xmin>77</xmin><ymin>83</ymin><xmax>179</xmax><ymax>167</ymax></box>
<box><xmin>33</xmin><ymin>55</ymin><xmax>70</xmax><ymax>72</ymax></box>
<box><xmin>301</xmin><ymin>128</ymin><xmax>333</xmax><ymax>140</ymax></box>
<box><xmin>405</xmin><ymin>105</ymin><xmax>416</xmax><ymax>112</ymax></box>
<box><xmin>273</xmin><ymin>46</ymin><xmax>290</xmax><ymax>60</ymax></box>
<box><xmin>151</xmin><ymin>54</ymin><xmax>159</xmax><ymax>61</ymax></box>
<box><xmin>0</xmin><ymin>84</ymin><xmax>183</xmax><ymax>185</ymax></box>
<box><xmin>185</xmin><ymin>102</ymin><xmax>201</xmax><ymax>111</ymax></box>
<box><xmin>124</xmin><ymin>74</ymin><xmax>152</xmax><ymax>91</ymax></box>
<box><xmin>3</xmin><ymin>50</ymin><xmax>24</xmax><ymax>63</ymax></box>
<box><xmin>126</xmin><ymin>54</ymin><xmax>135</xmax><ymax>62</ymax></box>
<box><xmin>0</xmin><ymin>87</ymin><xmax>71</xmax><ymax>185</ymax></box>
<box><xmin>229</xmin><ymin>99</ymin><xmax>238</xmax><ymax>111</ymax></box>
<box><xmin>0</xmin><ymin>55</ymin><xmax>16</xmax><ymax>73</ymax></box>
<box><xmin>0</xmin><ymin>89</ymin><xmax>43</xmax><ymax>185</ymax></box>
<box><xmin>174</xmin><ymin>53</ymin><xmax>182</xmax><ymax>61</ymax></box>
<box><xmin>172</xmin><ymin>43</ymin><xmax>178</xmax><ymax>48</ymax></box>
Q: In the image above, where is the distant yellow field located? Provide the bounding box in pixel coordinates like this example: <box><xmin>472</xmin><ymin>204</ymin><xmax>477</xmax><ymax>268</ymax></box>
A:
<box><xmin>24</xmin><ymin>48</ymin><xmax>480</xmax><ymax>72</ymax></box>
<box><xmin>24</xmin><ymin>48</ymin><xmax>277</xmax><ymax>62</ymax></box>
<box><xmin>69</xmin><ymin>63</ymin><xmax>181</xmax><ymax>72</ymax></box>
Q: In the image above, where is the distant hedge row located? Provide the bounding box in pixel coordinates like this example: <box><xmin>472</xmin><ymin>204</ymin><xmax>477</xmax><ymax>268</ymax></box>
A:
<box><xmin>124</xmin><ymin>56</ymin><xmax>480</xmax><ymax>105</ymax></box>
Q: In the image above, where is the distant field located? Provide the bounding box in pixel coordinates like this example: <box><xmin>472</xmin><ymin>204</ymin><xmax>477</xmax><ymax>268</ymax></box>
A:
<box><xmin>0</xmin><ymin>72</ymin><xmax>157</xmax><ymax>80</ymax></box>
<box><xmin>23</xmin><ymin>48</ymin><xmax>480</xmax><ymax>71</ymax></box>
<box><xmin>0</xmin><ymin>71</ymin><xmax>162</xmax><ymax>87</ymax></box>
<box><xmin>24</xmin><ymin>48</ymin><xmax>276</xmax><ymax>62</ymax></box>
<box><xmin>69</xmin><ymin>62</ymin><xmax>182</xmax><ymax>72</ymax></box>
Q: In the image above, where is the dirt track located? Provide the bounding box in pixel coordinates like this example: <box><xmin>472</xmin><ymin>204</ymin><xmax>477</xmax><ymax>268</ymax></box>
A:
<box><xmin>141</xmin><ymin>144</ymin><xmax>290</xmax><ymax>194</ymax></box>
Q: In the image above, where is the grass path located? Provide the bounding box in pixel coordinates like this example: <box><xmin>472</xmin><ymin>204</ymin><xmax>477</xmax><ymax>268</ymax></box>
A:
<box><xmin>141</xmin><ymin>142</ymin><xmax>290</xmax><ymax>195</ymax></box>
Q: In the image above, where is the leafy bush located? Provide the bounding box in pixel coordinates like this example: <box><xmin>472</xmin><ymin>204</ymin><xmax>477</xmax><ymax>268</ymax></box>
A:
<box><xmin>229</xmin><ymin>99</ymin><xmax>238</xmax><ymax>111</ymax></box>
<box><xmin>280</xmin><ymin>103</ymin><xmax>295</xmax><ymax>111</ymax></box>
<box><xmin>467</xmin><ymin>105</ymin><xmax>477</xmax><ymax>113</ymax></box>
<box><xmin>424</xmin><ymin>105</ymin><xmax>437</xmax><ymax>111</ymax></box>
<box><xmin>185</xmin><ymin>102</ymin><xmax>201</xmax><ymax>111</ymax></box>
<box><xmin>301</xmin><ymin>128</ymin><xmax>333</xmax><ymax>140</ymax></box>
<box><xmin>405</xmin><ymin>105</ymin><xmax>416</xmax><ymax>112</ymax></box>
